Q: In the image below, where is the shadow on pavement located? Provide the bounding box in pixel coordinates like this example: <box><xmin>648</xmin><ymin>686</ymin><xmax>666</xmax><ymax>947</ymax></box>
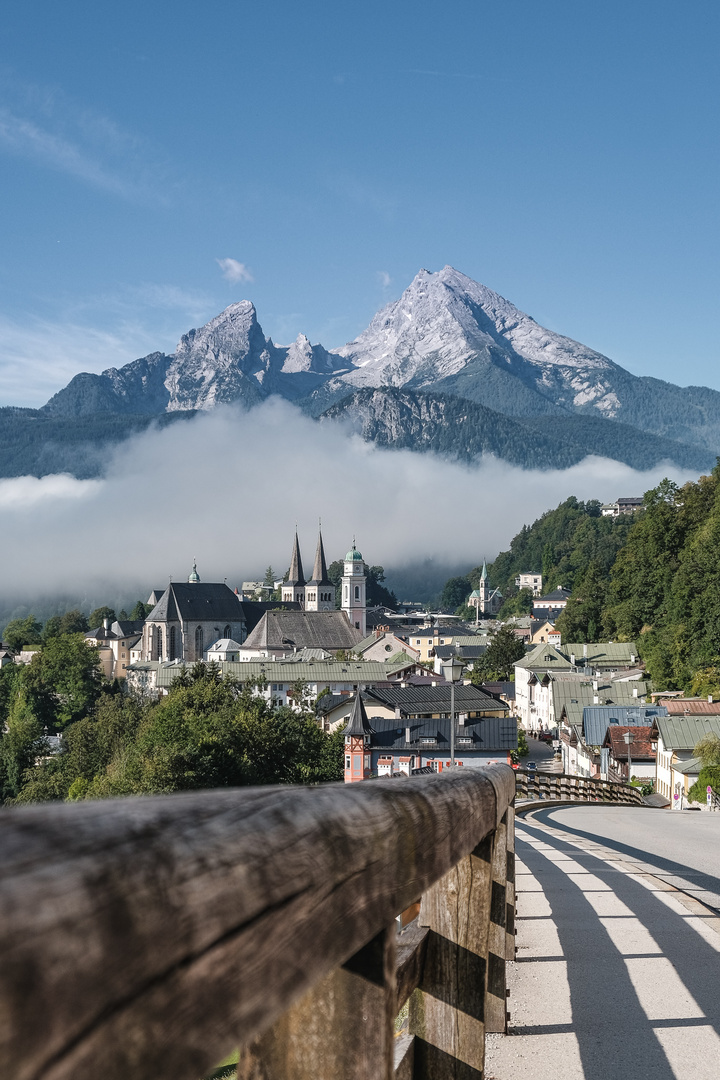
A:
<box><xmin>514</xmin><ymin>816</ymin><xmax>720</xmax><ymax>1080</ymax></box>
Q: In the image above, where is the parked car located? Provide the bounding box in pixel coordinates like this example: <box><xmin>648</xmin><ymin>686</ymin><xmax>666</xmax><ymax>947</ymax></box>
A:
<box><xmin>526</xmin><ymin>761</ymin><xmax>537</xmax><ymax>771</ymax></box>
<box><xmin>538</xmin><ymin>731</ymin><xmax>553</xmax><ymax>743</ymax></box>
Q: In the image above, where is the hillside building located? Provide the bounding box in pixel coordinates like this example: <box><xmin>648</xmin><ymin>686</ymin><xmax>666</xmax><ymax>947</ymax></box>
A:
<box><xmin>467</xmin><ymin>561</ymin><xmax>503</xmax><ymax>618</ymax></box>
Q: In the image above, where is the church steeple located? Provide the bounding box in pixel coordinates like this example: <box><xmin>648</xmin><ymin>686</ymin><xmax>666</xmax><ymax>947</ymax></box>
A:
<box><xmin>286</xmin><ymin>531</ymin><xmax>305</xmax><ymax>586</ymax></box>
<box><xmin>343</xmin><ymin>692</ymin><xmax>373</xmax><ymax>783</ymax></box>
<box><xmin>305</xmin><ymin>526</ymin><xmax>335</xmax><ymax>611</ymax></box>
<box><xmin>282</xmin><ymin>531</ymin><xmax>307</xmax><ymax>608</ymax></box>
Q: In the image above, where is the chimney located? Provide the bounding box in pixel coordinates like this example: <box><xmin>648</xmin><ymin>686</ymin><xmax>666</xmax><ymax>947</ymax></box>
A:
<box><xmin>103</xmin><ymin>617</ymin><xmax>111</xmax><ymax>630</ymax></box>
<box><xmin>459</xmin><ymin>713</ymin><xmax>466</xmax><ymax>727</ymax></box>
<box><xmin>593</xmin><ymin>695</ymin><xmax>599</xmax><ymax>705</ymax></box>
<box><xmin>395</xmin><ymin>706</ymin><xmax>401</xmax><ymax>719</ymax></box>
<box><xmin>631</xmin><ymin>653</ymin><xmax>636</xmax><ymax>664</ymax></box>
<box><xmin>709</xmin><ymin>695</ymin><xmax>714</xmax><ymax>703</ymax></box>
<box><xmin>405</xmin><ymin>726</ymin><xmax>411</xmax><ymax>743</ymax></box>
<box><xmin>583</xmin><ymin>643</ymin><xmax>588</xmax><ymax>658</ymax></box>
<box><xmin>633</xmin><ymin>687</ymin><xmax>638</xmax><ymax>698</ymax></box>
<box><xmin>593</xmin><ymin>680</ymin><xmax>598</xmax><ymax>691</ymax></box>
<box><xmin>570</xmin><ymin>653</ymin><xmax>576</xmax><ymax>666</ymax></box>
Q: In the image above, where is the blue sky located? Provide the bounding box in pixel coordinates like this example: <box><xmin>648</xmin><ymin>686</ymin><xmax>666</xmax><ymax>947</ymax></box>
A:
<box><xmin>1</xmin><ymin>0</ymin><xmax>718</xmax><ymax>407</ymax></box>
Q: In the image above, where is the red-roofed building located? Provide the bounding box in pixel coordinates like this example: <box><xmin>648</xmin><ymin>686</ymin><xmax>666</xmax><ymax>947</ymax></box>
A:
<box><xmin>603</xmin><ymin>725</ymin><xmax>656</xmax><ymax>782</ymax></box>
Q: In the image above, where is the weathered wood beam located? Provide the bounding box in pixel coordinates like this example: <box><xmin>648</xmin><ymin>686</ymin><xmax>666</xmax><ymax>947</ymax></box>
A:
<box><xmin>0</xmin><ymin>766</ymin><xmax>515</xmax><ymax>1080</ymax></box>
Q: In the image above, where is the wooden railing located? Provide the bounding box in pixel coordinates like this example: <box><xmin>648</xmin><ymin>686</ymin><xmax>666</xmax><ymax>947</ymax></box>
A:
<box><xmin>515</xmin><ymin>768</ymin><xmax>645</xmax><ymax>805</ymax></box>
<box><xmin>0</xmin><ymin>765</ymin><xmax>516</xmax><ymax>1080</ymax></box>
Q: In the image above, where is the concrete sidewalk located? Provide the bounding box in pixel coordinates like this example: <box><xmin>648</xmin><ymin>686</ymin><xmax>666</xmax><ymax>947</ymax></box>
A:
<box><xmin>486</xmin><ymin>809</ymin><xmax>720</xmax><ymax>1080</ymax></box>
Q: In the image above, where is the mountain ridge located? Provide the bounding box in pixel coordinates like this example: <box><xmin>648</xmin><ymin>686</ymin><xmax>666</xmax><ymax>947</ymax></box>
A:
<box><xmin>14</xmin><ymin>266</ymin><xmax>720</xmax><ymax>476</ymax></box>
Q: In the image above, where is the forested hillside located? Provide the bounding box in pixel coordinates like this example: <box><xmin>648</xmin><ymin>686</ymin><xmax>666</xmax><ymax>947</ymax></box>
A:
<box><xmin>444</xmin><ymin>465</ymin><xmax>720</xmax><ymax>692</ymax></box>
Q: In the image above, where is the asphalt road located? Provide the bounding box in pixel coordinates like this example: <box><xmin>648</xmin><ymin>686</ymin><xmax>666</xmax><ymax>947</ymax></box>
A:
<box><xmin>486</xmin><ymin>804</ymin><xmax>720</xmax><ymax>1080</ymax></box>
<box><xmin>536</xmin><ymin>805</ymin><xmax>720</xmax><ymax>911</ymax></box>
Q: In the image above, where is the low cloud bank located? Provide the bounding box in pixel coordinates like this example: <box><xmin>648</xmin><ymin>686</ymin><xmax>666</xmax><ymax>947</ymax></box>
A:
<box><xmin>0</xmin><ymin>398</ymin><xmax>700</xmax><ymax>603</ymax></box>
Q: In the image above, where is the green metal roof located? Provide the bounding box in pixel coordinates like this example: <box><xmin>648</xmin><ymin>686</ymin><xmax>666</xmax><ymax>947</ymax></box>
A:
<box><xmin>517</xmin><ymin>641</ymin><xmax>639</xmax><ymax>671</ymax></box>
<box><xmin>138</xmin><ymin>658</ymin><xmax>418</xmax><ymax>689</ymax></box>
<box><xmin>654</xmin><ymin>715</ymin><xmax>720</xmax><ymax>751</ymax></box>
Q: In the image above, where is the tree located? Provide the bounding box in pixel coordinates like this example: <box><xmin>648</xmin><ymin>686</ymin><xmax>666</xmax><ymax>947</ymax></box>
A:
<box><xmin>441</xmin><ymin>576</ymin><xmax>472</xmax><ymax>612</ymax></box>
<box><xmin>366</xmin><ymin>566</ymin><xmax>397</xmax><ymax>608</ymax></box>
<box><xmin>470</xmin><ymin>626</ymin><xmax>526</xmax><ymax>683</ymax></box>
<box><xmin>23</xmin><ymin>633</ymin><xmax>105</xmax><ymax>730</ymax></box>
<box><xmin>2</xmin><ymin>615</ymin><xmax>42</xmax><ymax>651</ymax></box>
<box><xmin>498</xmin><ymin>588</ymin><xmax>534</xmax><ymax>620</ymax></box>
<box><xmin>130</xmin><ymin>600</ymin><xmax>153</xmax><ymax>620</ymax></box>
<box><xmin>264</xmin><ymin>566</ymin><xmax>277</xmax><ymax>587</ymax></box>
<box><xmin>42</xmin><ymin>616</ymin><xmax>63</xmax><ymax>641</ymax></box>
<box><xmin>0</xmin><ymin>686</ymin><xmax>46</xmax><ymax>802</ymax></box>
<box><xmin>89</xmin><ymin>606</ymin><xmax>116</xmax><ymax>628</ymax></box>
<box><xmin>59</xmin><ymin>610</ymin><xmax>89</xmax><ymax>635</ymax></box>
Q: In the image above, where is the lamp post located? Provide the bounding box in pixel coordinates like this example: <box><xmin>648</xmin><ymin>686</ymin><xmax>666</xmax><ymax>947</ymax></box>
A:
<box><xmin>441</xmin><ymin>657</ymin><xmax>465</xmax><ymax>767</ymax></box>
<box><xmin>623</xmin><ymin>731</ymin><xmax>635</xmax><ymax>783</ymax></box>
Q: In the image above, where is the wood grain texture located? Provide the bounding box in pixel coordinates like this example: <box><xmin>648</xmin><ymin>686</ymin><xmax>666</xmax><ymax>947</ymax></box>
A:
<box><xmin>0</xmin><ymin>766</ymin><xmax>513</xmax><ymax>1080</ymax></box>
<box><xmin>410</xmin><ymin>834</ymin><xmax>495</xmax><ymax>1078</ymax></box>
<box><xmin>238</xmin><ymin>927</ymin><xmax>397</xmax><ymax>1080</ymax></box>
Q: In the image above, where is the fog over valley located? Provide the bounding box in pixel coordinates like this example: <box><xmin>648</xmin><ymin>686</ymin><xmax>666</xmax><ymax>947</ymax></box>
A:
<box><xmin>0</xmin><ymin>398</ymin><xmax>699</xmax><ymax>619</ymax></box>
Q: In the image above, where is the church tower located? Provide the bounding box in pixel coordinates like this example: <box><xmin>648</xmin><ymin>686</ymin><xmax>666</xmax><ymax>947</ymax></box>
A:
<box><xmin>305</xmin><ymin>527</ymin><xmax>335</xmax><ymax>611</ymax></box>
<box><xmin>341</xmin><ymin>539</ymin><xmax>367</xmax><ymax>636</ymax></box>
<box><xmin>282</xmin><ymin>532</ymin><xmax>306</xmax><ymax>608</ymax></box>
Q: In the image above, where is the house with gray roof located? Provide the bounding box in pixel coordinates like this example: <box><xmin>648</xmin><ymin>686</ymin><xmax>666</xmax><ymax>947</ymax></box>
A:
<box><xmin>515</xmin><ymin>640</ymin><xmax>643</xmax><ymax>734</ymax></box>
<box><xmin>238</xmin><ymin>609</ymin><xmax>364</xmax><ymax>659</ymax></box>
<box><xmin>652</xmin><ymin>714</ymin><xmax>720</xmax><ymax>806</ymax></box>
<box><xmin>136</xmin><ymin>564</ymin><xmax>292</xmax><ymax>664</ymax></box>
<box><xmin>342</xmin><ymin>691</ymin><xmax>516</xmax><ymax>777</ymax></box>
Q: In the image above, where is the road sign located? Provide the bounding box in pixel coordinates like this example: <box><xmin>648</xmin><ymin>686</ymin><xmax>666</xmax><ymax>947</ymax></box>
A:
<box><xmin>708</xmin><ymin>785</ymin><xmax>713</xmax><ymax>793</ymax></box>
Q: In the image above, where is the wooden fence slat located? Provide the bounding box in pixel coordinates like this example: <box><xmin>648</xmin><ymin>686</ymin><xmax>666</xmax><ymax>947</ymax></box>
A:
<box><xmin>237</xmin><ymin>926</ymin><xmax>397</xmax><ymax>1080</ymax></box>
<box><xmin>410</xmin><ymin>834</ymin><xmax>495</xmax><ymax>1079</ymax></box>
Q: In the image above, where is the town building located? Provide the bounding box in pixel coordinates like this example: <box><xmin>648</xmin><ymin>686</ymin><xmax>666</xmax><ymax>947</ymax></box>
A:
<box><xmin>601</xmin><ymin>497</ymin><xmax>644</xmax><ymax>517</ymax></box>
<box><xmin>515</xmin><ymin>640</ymin><xmax>644</xmax><ymax>735</ymax></box>
<box><xmin>341</xmin><ymin>541</ymin><xmax>367</xmax><ymax>636</ymax></box>
<box><xmin>85</xmin><ymin>618</ymin><xmax>144</xmax><ymax>679</ymax></box>
<box><xmin>652</xmin><ymin>713</ymin><xmax>720</xmax><ymax>806</ymax></box>
<box><xmin>137</xmin><ymin>564</ymin><xmax>262</xmax><ymax>663</ymax></box>
<box><xmin>126</xmin><ymin>656</ymin><xmax>423</xmax><ymax>705</ymax></box>
<box><xmin>342</xmin><ymin>686</ymin><xmax>516</xmax><ymax>781</ymax></box>
<box><xmin>237</xmin><ymin>609</ymin><xmax>364</xmax><ymax>660</ymax></box>
<box><xmin>467</xmin><ymin>561</ymin><xmax>503</xmax><ymax>618</ymax></box>
<box><xmin>532</xmin><ymin>587</ymin><xmax>571</xmax><ymax>621</ymax></box>
<box><xmin>603</xmin><ymin>725</ymin><xmax>657</xmax><ymax>782</ymax></box>
<box><xmin>354</xmin><ymin>630</ymin><xmax>421</xmax><ymax>663</ymax></box>
<box><xmin>560</xmin><ymin>704</ymin><xmax>663</xmax><ymax>778</ymax></box>
<box><xmin>515</xmin><ymin>572</ymin><xmax>543</xmax><ymax>596</ymax></box>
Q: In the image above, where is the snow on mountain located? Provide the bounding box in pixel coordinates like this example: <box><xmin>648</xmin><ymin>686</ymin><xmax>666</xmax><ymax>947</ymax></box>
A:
<box><xmin>332</xmin><ymin>266</ymin><xmax>623</xmax><ymax>416</ymax></box>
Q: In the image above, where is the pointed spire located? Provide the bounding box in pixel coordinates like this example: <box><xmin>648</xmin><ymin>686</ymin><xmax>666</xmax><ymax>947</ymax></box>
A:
<box><xmin>343</xmin><ymin>692</ymin><xmax>373</xmax><ymax>737</ymax></box>
<box><xmin>286</xmin><ymin>531</ymin><xmax>305</xmax><ymax>586</ymax></box>
<box><xmin>309</xmin><ymin>526</ymin><xmax>333</xmax><ymax>586</ymax></box>
<box><xmin>481</xmin><ymin>559</ymin><xmax>488</xmax><ymax>581</ymax></box>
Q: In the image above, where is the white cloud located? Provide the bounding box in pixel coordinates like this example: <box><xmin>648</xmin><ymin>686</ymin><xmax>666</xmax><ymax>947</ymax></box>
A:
<box><xmin>0</xmin><ymin>398</ymin><xmax>700</xmax><ymax>604</ymax></box>
<box><xmin>216</xmin><ymin>258</ymin><xmax>254</xmax><ymax>284</ymax></box>
<box><xmin>377</xmin><ymin>270</ymin><xmax>392</xmax><ymax>289</ymax></box>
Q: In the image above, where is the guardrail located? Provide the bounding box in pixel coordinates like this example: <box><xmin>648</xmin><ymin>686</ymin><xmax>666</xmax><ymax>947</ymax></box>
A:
<box><xmin>515</xmin><ymin>769</ymin><xmax>645</xmax><ymax>805</ymax></box>
<box><xmin>0</xmin><ymin>765</ymin><xmax>516</xmax><ymax>1080</ymax></box>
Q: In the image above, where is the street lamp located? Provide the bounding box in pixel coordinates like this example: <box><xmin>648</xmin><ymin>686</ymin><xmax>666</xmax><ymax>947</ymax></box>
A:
<box><xmin>442</xmin><ymin>657</ymin><xmax>465</xmax><ymax>767</ymax></box>
<box><xmin>623</xmin><ymin>731</ymin><xmax>635</xmax><ymax>783</ymax></box>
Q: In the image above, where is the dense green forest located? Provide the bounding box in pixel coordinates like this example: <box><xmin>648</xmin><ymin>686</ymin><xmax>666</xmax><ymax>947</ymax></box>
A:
<box><xmin>0</xmin><ymin>646</ymin><xmax>343</xmax><ymax>805</ymax></box>
<box><xmin>443</xmin><ymin>465</ymin><xmax>720</xmax><ymax>692</ymax></box>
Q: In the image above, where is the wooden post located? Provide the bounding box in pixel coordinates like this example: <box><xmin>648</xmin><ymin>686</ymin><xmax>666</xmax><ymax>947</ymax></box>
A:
<box><xmin>237</xmin><ymin>927</ymin><xmax>396</xmax><ymax>1080</ymax></box>
<box><xmin>485</xmin><ymin>810</ymin><xmax>509</xmax><ymax>1033</ymax></box>
<box><xmin>505</xmin><ymin>804</ymin><xmax>516</xmax><ymax>964</ymax></box>
<box><xmin>410</xmin><ymin>834</ymin><xmax>494</xmax><ymax>1078</ymax></box>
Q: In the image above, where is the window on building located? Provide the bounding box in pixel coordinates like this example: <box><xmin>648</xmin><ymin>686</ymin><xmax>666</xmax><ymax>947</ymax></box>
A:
<box><xmin>195</xmin><ymin>625</ymin><xmax>203</xmax><ymax>656</ymax></box>
<box><xmin>355</xmin><ymin>585</ymin><xmax>360</xmax><ymax>600</ymax></box>
<box><xmin>345</xmin><ymin>756</ymin><xmax>351</xmax><ymax>770</ymax></box>
<box><xmin>169</xmin><ymin>626</ymin><xmax>177</xmax><ymax>661</ymax></box>
<box><xmin>156</xmin><ymin>626</ymin><xmax>163</xmax><ymax>660</ymax></box>
<box><xmin>223</xmin><ymin>624</ymin><xmax>231</xmax><ymax>638</ymax></box>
